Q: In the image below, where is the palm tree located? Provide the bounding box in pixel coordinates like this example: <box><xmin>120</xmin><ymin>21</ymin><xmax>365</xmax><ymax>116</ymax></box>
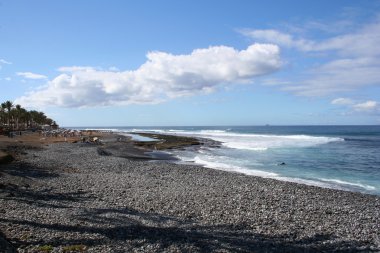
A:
<box><xmin>19</xmin><ymin>108</ymin><xmax>29</xmax><ymax>130</ymax></box>
<box><xmin>12</xmin><ymin>104</ymin><xmax>23</xmax><ymax>130</ymax></box>
<box><xmin>5</xmin><ymin>100</ymin><xmax>13</xmax><ymax>113</ymax></box>
<box><xmin>0</xmin><ymin>101</ymin><xmax>57</xmax><ymax>131</ymax></box>
<box><xmin>29</xmin><ymin>110</ymin><xmax>49</xmax><ymax>127</ymax></box>
<box><xmin>4</xmin><ymin>100</ymin><xmax>14</xmax><ymax>129</ymax></box>
<box><xmin>45</xmin><ymin>117</ymin><xmax>53</xmax><ymax>126</ymax></box>
<box><xmin>36</xmin><ymin>111</ymin><xmax>46</xmax><ymax>125</ymax></box>
<box><xmin>28</xmin><ymin>110</ymin><xmax>39</xmax><ymax>128</ymax></box>
<box><xmin>1</xmin><ymin>102</ymin><xmax>8</xmax><ymax>127</ymax></box>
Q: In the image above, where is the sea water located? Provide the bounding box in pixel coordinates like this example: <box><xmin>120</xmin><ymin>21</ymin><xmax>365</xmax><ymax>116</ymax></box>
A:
<box><xmin>79</xmin><ymin>126</ymin><xmax>380</xmax><ymax>195</ymax></box>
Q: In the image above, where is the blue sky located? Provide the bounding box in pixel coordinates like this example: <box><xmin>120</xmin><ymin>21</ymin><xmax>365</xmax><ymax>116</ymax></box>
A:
<box><xmin>1</xmin><ymin>0</ymin><xmax>380</xmax><ymax>126</ymax></box>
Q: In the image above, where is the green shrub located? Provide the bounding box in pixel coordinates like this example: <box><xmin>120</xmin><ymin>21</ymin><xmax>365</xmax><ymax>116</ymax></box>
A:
<box><xmin>62</xmin><ymin>244</ymin><xmax>87</xmax><ymax>252</ymax></box>
<box><xmin>37</xmin><ymin>245</ymin><xmax>53</xmax><ymax>252</ymax></box>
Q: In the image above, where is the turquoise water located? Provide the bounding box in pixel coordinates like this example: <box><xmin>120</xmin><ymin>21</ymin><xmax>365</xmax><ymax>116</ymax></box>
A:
<box><xmin>76</xmin><ymin>126</ymin><xmax>380</xmax><ymax>195</ymax></box>
<box><xmin>121</xmin><ymin>133</ymin><xmax>158</xmax><ymax>142</ymax></box>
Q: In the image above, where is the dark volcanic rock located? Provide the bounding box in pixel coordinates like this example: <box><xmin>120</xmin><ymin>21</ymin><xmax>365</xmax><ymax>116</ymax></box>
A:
<box><xmin>133</xmin><ymin>133</ymin><xmax>202</xmax><ymax>150</ymax></box>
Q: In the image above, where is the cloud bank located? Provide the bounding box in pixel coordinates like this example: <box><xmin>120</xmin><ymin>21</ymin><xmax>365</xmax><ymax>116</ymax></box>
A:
<box><xmin>16</xmin><ymin>44</ymin><xmax>281</xmax><ymax>108</ymax></box>
<box><xmin>242</xmin><ymin>18</ymin><xmax>380</xmax><ymax>96</ymax></box>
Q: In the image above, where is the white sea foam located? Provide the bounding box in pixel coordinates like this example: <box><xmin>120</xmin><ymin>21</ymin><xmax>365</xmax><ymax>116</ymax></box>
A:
<box><xmin>164</xmin><ymin>129</ymin><xmax>344</xmax><ymax>151</ymax></box>
<box><xmin>83</xmin><ymin>128</ymin><xmax>119</xmax><ymax>132</ymax></box>
<box><xmin>189</xmin><ymin>156</ymin><xmax>375</xmax><ymax>192</ymax></box>
<box><xmin>272</xmin><ymin>176</ymin><xmax>348</xmax><ymax>190</ymax></box>
<box><xmin>193</xmin><ymin>156</ymin><xmax>279</xmax><ymax>178</ymax></box>
<box><xmin>129</xmin><ymin>128</ymin><xmax>165</xmax><ymax>133</ymax></box>
<box><xmin>200</xmin><ymin>130</ymin><xmax>227</xmax><ymax>133</ymax></box>
<box><xmin>318</xmin><ymin>178</ymin><xmax>376</xmax><ymax>191</ymax></box>
<box><xmin>191</xmin><ymin>156</ymin><xmax>351</xmax><ymax>190</ymax></box>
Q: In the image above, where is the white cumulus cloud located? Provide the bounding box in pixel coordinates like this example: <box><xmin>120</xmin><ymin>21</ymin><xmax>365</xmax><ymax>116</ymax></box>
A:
<box><xmin>240</xmin><ymin>29</ymin><xmax>315</xmax><ymax>51</ymax></box>
<box><xmin>17</xmin><ymin>72</ymin><xmax>48</xmax><ymax>80</ymax></box>
<box><xmin>331</xmin><ymin>98</ymin><xmax>379</xmax><ymax>114</ymax></box>
<box><xmin>15</xmin><ymin>44</ymin><xmax>282</xmax><ymax>108</ymax></box>
<box><xmin>353</xmin><ymin>100</ymin><xmax>378</xmax><ymax>112</ymax></box>
<box><xmin>331</xmin><ymin>98</ymin><xmax>354</xmax><ymax>105</ymax></box>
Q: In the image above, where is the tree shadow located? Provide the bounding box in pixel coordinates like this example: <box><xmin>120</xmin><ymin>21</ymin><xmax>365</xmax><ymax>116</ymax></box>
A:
<box><xmin>74</xmin><ymin>207</ymin><xmax>186</xmax><ymax>226</ymax></box>
<box><xmin>0</xmin><ymin>161</ymin><xmax>60</xmax><ymax>179</ymax></box>
<box><xmin>1</xmin><ymin>206</ymin><xmax>377</xmax><ymax>253</ymax></box>
<box><xmin>0</xmin><ymin>230</ymin><xmax>16</xmax><ymax>253</ymax></box>
<box><xmin>0</xmin><ymin>162</ymin><xmax>91</xmax><ymax>209</ymax></box>
<box><xmin>0</xmin><ymin>183</ymin><xmax>91</xmax><ymax>208</ymax></box>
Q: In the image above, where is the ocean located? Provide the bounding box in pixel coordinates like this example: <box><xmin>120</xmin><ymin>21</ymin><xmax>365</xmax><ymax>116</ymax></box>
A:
<box><xmin>77</xmin><ymin>125</ymin><xmax>380</xmax><ymax>196</ymax></box>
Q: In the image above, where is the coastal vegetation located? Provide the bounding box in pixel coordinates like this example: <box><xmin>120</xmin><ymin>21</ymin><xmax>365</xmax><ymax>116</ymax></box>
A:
<box><xmin>0</xmin><ymin>100</ymin><xmax>57</xmax><ymax>133</ymax></box>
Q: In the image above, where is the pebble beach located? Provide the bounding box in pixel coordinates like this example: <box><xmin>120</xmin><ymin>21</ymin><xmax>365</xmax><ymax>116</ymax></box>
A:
<box><xmin>0</xmin><ymin>133</ymin><xmax>380</xmax><ymax>252</ymax></box>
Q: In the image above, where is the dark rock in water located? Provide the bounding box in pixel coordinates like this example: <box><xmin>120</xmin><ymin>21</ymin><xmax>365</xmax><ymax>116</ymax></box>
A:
<box><xmin>278</xmin><ymin>162</ymin><xmax>286</xmax><ymax>166</ymax></box>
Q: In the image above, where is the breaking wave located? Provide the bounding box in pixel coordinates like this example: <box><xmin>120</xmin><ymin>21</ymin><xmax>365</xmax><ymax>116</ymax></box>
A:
<box><xmin>165</xmin><ymin>129</ymin><xmax>344</xmax><ymax>151</ymax></box>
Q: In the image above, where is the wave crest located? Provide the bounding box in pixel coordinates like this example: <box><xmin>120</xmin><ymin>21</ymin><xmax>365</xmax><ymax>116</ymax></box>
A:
<box><xmin>193</xmin><ymin>156</ymin><xmax>278</xmax><ymax>177</ymax></box>
<box><xmin>166</xmin><ymin>130</ymin><xmax>344</xmax><ymax>151</ymax></box>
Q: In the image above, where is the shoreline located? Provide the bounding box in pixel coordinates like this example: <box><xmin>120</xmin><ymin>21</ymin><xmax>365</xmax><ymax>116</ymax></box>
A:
<box><xmin>1</xmin><ymin>130</ymin><xmax>378</xmax><ymax>195</ymax></box>
<box><xmin>137</xmin><ymin>131</ymin><xmax>379</xmax><ymax>196</ymax></box>
<box><xmin>0</xmin><ymin>132</ymin><xmax>379</xmax><ymax>252</ymax></box>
